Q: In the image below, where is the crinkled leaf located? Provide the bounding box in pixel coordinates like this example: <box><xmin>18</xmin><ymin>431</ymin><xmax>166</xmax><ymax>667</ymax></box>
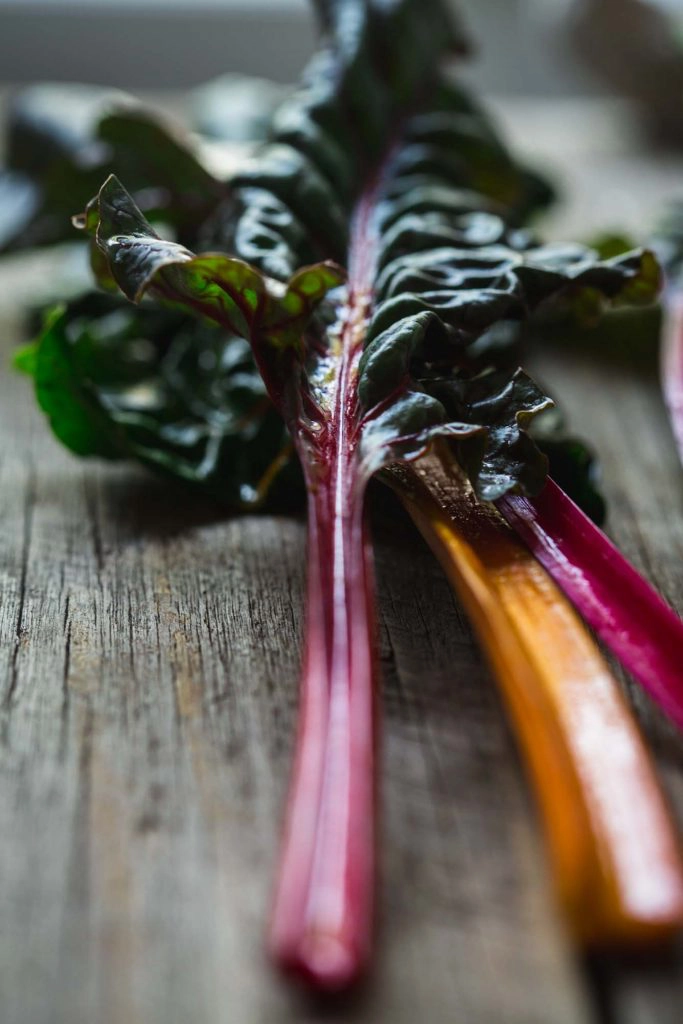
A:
<box><xmin>360</xmin><ymin>390</ymin><xmax>484</xmax><ymax>474</ymax></box>
<box><xmin>421</xmin><ymin>369</ymin><xmax>553</xmax><ymax>500</ymax></box>
<box><xmin>79</xmin><ymin>175</ymin><xmax>345</xmax><ymax>418</ymax></box>
<box><xmin>352</xmin><ymin>99</ymin><xmax>657</xmax><ymax>496</ymax></box>
<box><xmin>76</xmin><ymin>0</ymin><xmax>563</xmax><ymax>498</ymax></box>
<box><xmin>201</xmin><ymin>3</ymin><xmax>554</xmax><ymax>286</ymax></box>
<box><xmin>17</xmin><ymin>294</ymin><xmax>300</xmax><ymax>508</ymax></box>
<box><xmin>367</xmin><ymin>241</ymin><xmax>659</xmax><ymax>352</ymax></box>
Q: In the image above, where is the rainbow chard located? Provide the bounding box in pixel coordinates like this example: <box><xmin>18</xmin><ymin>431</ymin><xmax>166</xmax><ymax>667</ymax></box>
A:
<box><xmin>497</xmin><ymin>480</ymin><xmax>683</xmax><ymax>731</ymax></box>
<box><xmin>56</xmin><ymin>0</ymin><xmax>666</xmax><ymax>989</ymax></box>
<box><xmin>391</xmin><ymin>449</ymin><xmax>683</xmax><ymax>948</ymax></box>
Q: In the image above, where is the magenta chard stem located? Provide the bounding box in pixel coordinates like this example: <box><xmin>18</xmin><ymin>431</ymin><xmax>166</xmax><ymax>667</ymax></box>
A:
<box><xmin>268</xmin><ymin>168</ymin><xmax>385</xmax><ymax>991</ymax></box>
<box><xmin>268</xmin><ymin>451</ymin><xmax>376</xmax><ymax>990</ymax></box>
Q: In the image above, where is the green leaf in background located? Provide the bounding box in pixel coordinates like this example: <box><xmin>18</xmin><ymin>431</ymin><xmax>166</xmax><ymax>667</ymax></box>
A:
<box><xmin>0</xmin><ymin>84</ymin><xmax>226</xmax><ymax>254</ymax></box>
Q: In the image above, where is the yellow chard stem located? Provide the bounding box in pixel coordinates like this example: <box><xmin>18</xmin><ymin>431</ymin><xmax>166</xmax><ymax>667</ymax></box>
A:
<box><xmin>389</xmin><ymin>448</ymin><xmax>683</xmax><ymax>947</ymax></box>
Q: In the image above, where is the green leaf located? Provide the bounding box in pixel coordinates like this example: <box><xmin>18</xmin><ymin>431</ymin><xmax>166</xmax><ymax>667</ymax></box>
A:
<box><xmin>13</xmin><ymin>339</ymin><xmax>38</xmax><ymax>376</ymax></box>
<box><xmin>425</xmin><ymin>369</ymin><xmax>553</xmax><ymax>500</ymax></box>
<box><xmin>22</xmin><ymin>294</ymin><xmax>301</xmax><ymax>508</ymax></box>
<box><xmin>78</xmin><ymin>175</ymin><xmax>345</xmax><ymax>420</ymax></box>
<box><xmin>352</xmin><ymin>101</ymin><xmax>657</xmax><ymax>496</ymax></box>
<box><xmin>25</xmin><ymin>303</ymin><xmax>126</xmax><ymax>459</ymax></box>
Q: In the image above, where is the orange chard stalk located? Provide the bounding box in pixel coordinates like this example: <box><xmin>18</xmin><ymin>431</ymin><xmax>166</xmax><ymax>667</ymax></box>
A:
<box><xmin>389</xmin><ymin>448</ymin><xmax>683</xmax><ymax>947</ymax></box>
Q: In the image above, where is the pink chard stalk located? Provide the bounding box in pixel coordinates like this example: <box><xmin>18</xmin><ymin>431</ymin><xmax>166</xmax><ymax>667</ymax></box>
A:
<box><xmin>266</xmin><ymin>195</ymin><xmax>383</xmax><ymax>987</ymax></box>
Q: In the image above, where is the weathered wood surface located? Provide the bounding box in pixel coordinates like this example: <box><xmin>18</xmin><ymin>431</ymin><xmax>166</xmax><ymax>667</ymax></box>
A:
<box><xmin>1</xmin><ymin>103</ymin><xmax>683</xmax><ymax>1023</ymax></box>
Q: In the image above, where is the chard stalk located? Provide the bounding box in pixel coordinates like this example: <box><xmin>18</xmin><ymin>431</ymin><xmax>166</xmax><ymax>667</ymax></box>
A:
<box><xmin>268</xmin><ymin>468</ymin><xmax>376</xmax><ymax>989</ymax></box>
<box><xmin>269</xmin><ymin>192</ymin><xmax>381</xmax><ymax>990</ymax></box>
<box><xmin>392</xmin><ymin>448</ymin><xmax>683</xmax><ymax>945</ymax></box>
<box><xmin>498</xmin><ymin>478</ymin><xmax>683</xmax><ymax>732</ymax></box>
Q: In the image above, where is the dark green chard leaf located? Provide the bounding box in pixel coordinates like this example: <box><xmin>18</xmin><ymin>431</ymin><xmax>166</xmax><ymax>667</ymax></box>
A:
<box><xmin>78</xmin><ymin>175</ymin><xmax>345</xmax><ymax>425</ymax></box>
<box><xmin>418</xmin><ymin>368</ymin><xmax>552</xmax><ymax>500</ymax></box>
<box><xmin>78</xmin><ymin>73</ymin><xmax>656</xmax><ymax>503</ymax></box>
<box><xmin>444</xmin><ymin>232</ymin><xmax>661</xmax><ymax>369</ymax></box>
<box><xmin>16</xmin><ymin>294</ymin><xmax>299</xmax><ymax>508</ymax></box>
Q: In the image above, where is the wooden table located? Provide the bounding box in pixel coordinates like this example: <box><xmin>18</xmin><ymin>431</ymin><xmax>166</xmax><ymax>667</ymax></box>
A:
<box><xmin>1</xmin><ymin>100</ymin><xmax>683</xmax><ymax>1024</ymax></box>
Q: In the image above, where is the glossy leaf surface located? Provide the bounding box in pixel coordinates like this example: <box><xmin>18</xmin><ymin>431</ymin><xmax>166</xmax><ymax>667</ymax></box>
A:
<box><xmin>16</xmin><ymin>294</ymin><xmax>298</xmax><ymax>508</ymax></box>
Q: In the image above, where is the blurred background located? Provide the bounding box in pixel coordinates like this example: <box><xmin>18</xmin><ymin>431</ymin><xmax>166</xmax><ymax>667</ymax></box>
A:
<box><xmin>0</xmin><ymin>0</ymin><xmax>590</xmax><ymax>92</ymax></box>
<box><xmin>0</xmin><ymin>0</ymin><xmax>680</xmax><ymax>97</ymax></box>
<box><xmin>5</xmin><ymin>0</ymin><xmax>683</xmax><ymax>250</ymax></box>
